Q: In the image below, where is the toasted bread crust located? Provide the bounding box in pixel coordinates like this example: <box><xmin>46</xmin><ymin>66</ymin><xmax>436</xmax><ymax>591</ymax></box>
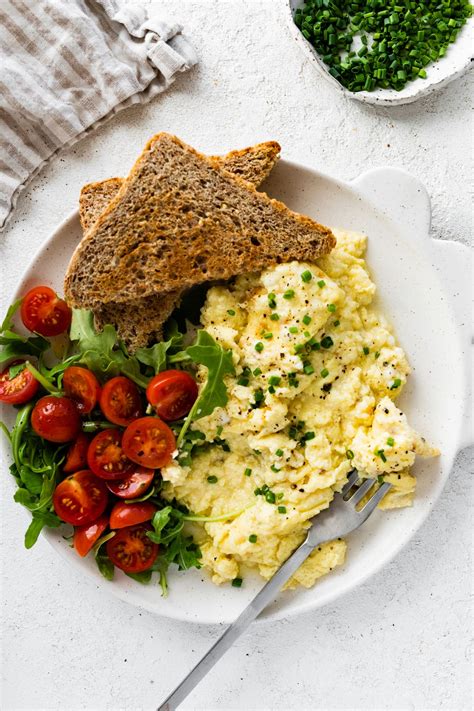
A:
<box><xmin>65</xmin><ymin>133</ymin><xmax>335</xmax><ymax>312</ymax></box>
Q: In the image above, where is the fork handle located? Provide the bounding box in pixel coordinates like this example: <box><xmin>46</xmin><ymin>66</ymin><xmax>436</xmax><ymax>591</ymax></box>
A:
<box><xmin>157</xmin><ymin>539</ymin><xmax>316</xmax><ymax>711</ymax></box>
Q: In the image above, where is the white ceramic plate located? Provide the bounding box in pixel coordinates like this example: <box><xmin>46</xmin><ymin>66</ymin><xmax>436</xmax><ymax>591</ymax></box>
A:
<box><xmin>286</xmin><ymin>0</ymin><xmax>474</xmax><ymax>106</ymax></box>
<box><xmin>3</xmin><ymin>162</ymin><xmax>472</xmax><ymax>624</ymax></box>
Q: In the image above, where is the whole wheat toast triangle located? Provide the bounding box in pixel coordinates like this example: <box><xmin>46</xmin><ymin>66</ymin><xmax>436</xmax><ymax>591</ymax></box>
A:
<box><xmin>83</xmin><ymin>142</ymin><xmax>281</xmax><ymax>350</ymax></box>
<box><xmin>79</xmin><ymin>141</ymin><xmax>281</xmax><ymax>232</ymax></box>
<box><xmin>65</xmin><ymin>133</ymin><xmax>335</xmax><ymax>310</ymax></box>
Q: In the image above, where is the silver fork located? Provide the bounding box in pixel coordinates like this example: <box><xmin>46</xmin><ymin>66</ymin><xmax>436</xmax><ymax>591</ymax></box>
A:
<box><xmin>158</xmin><ymin>470</ymin><xmax>391</xmax><ymax>711</ymax></box>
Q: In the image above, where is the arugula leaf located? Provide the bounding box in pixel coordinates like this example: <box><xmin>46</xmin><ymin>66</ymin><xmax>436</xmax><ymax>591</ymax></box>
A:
<box><xmin>135</xmin><ymin>320</ymin><xmax>184</xmax><ymax>375</ymax></box>
<box><xmin>25</xmin><ymin>511</ymin><xmax>61</xmax><ymax>549</ymax></box>
<box><xmin>95</xmin><ymin>552</ymin><xmax>115</xmax><ymax>581</ymax></box>
<box><xmin>70</xmin><ymin>309</ymin><xmax>148</xmax><ymax>388</ymax></box>
<box><xmin>186</xmin><ymin>331</ymin><xmax>235</xmax><ymax>418</ymax></box>
<box><xmin>126</xmin><ymin>570</ymin><xmax>153</xmax><ymax>584</ymax></box>
<box><xmin>0</xmin><ymin>299</ymin><xmax>49</xmax><ymax>364</ymax></box>
<box><xmin>177</xmin><ymin>331</ymin><xmax>234</xmax><ymax>447</ymax></box>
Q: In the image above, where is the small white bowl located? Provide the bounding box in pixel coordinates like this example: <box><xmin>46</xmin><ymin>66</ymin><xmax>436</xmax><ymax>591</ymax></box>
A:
<box><xmin>286</xmin><ymin>0</ymin><xmax>474</xmax><ymax>106</ymax></box>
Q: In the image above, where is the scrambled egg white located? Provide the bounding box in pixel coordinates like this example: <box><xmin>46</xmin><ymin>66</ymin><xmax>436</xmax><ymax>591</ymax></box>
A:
<box><xmin>162</xmin><ymin>229</ymin><xmax>439</xmax><ymax>589</ymax></box>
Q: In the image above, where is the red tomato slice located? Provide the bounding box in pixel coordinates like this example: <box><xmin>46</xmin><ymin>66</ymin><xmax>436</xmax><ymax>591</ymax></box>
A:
<box><xmin>53</xmin><ymin>470</ymin><xmax>108</xmax><ymax>526</ymax></box>
<box><xmin>73</xmin><ymin>513</ymin><xmax>108</xmax><ymax>557</ymax></box>
<box><xmin>0</xmin><ymin>360</ymin><xmax>39</xmax><ymax>405</ymax></box>
<box><xmin>106</xmin><ymin>468</ymin><xmax>155</xmax><ymax>499</ymax></box>
<box><xmin>109</xmin><ymin>502</ymin><xmax>157</xmax><ymax>529</ymax></box>
<box><xmin>99</xmin><ymin>376</ymin><xmax>143</xmax><ymax>426</ymax></box>
<box><xmin>106</xmin><ymin>523</ymin><xmax>158</xmax><ymax>573</ymax></box>
<box><xmin>63</xmin><ymin>433</ymin><xmax>91</xmax><ymax>473</ymax></box>
<box><xmin>63</xmin><ymin>366</ymin><xmax>101</xmax><ymax>414</ymax></box>
<box><xmin>146</xmin><ymin>370</ymin><xmax>198</xmax><ymax>421</ymax></box>
<box><xmin>31</xmin><ymin>396</ymin><xmax>81</xmax><ymax>443</ymax></box>
<box><xmin>20</xmin><ymin>285</ymin><xmax>72</xmax><ymax>337</ymax></box>
<box><xmin>122</xmin><ymin>417</ymin><xmax>176</xmax><ymax>469</ymax></box>
<box><xmin>87</xmin><ymin>428</ymin><xmax>134</xmax><ymax>480</ymax></box>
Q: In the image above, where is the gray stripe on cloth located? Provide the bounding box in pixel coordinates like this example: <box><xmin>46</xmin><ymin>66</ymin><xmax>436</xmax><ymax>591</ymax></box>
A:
<box><xmin>0</xmin><ymin>0</ymin><xmax>197</xmax><ymax>230</ymax></box>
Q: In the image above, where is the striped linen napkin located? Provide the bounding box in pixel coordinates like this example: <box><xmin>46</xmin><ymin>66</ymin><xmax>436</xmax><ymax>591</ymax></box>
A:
<box><xmin>0</xmin><ymin>0</ymin><xmax>197</xmax><ymax>230</ymax></box>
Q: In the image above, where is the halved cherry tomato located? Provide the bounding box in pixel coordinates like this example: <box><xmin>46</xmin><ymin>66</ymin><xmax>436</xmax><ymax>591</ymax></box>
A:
<box><xmin>20</xmin><ymin>285</ymin><xmax>72</xmax><ymax>337</ymax></box>
<box><xmin>0</xmin><ymin>360</ymin><xmax>39</xmax><ymax>405</ymax></box>
<box><xmin>122</xmin><ymin>417</ymin><xmax>175</xmax><ymax>469</ymax></box>
<box><xmin>53</xmin><ymin>470</ymin><xmax>108</xmax><ymax>526</ymax></box>
<box><xmin>146</xmin><ymin>370</ymin><xmax>198</xmax><ymax>421</ymax></box>
<box><xmin>106</xmin><ymin>467</ymin><xmax>155</xmax><ymax>499</ymax></box>
<box><xmin>106</xmin><ymin>523</ymin><xmax>158</xmax><ymax>573</ymax></box>
<box><xmin>63</xmin><ymin>433</ymin><xmax>90</xmax><ymax>473</ymax></box>
<box><xmin>73</xmin><ymin>513</ymin><xmax>108</xmax><ymax>557</ymax></box>
<box><xmin>109</xmin><ymin>502</ymin><xmax>157</xmax><ymax>529</ymax></box>
<box><xmin>87</xmin><ymin>428</ymin><xmax>134</xmax><ymax>480</ymax></box>
<box><xmin>63</xmin><ymin>366</ymin><xmax>101</xmax><ymax>414</ymax></box>
<box><xmin>99</xmin><ymin>376</ymin><xmax>142</xmax><ymax>426</ymax></box>
<box><xmin>31</xmin><ymin>396</ymin><xmax>81</xmax><ymax>443</ymax></box>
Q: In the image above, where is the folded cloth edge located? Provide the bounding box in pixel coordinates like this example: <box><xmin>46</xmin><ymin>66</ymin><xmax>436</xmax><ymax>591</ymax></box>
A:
<box><xmin>0</xmin><ymin>0</ymin><xmax>197</xmax><ymax>231</ymax></box>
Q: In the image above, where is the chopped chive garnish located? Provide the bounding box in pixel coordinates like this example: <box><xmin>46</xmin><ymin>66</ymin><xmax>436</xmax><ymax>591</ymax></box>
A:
<box><xmin>302</xmin><ymin>314</ymin><xmax>312</xmax><ymax>326</ymax></box>
<box><xmin>303</xmin><ymin>363</ymin><xmax>314</xmax><ymax>375</ymax></box>
<box><xmin>255</xmin><ymin>341</ymin><xmax>264</xmax><ymax>352</ymax></box>
<box><xmin>277</xmin><ymin>505</ymin><xmax>287</xmax><ymax>514</ymax></box>
<box><xmin>289</xmin><ymin>326</ymin><xmax>299</xmax><ymax>334</ymax></box>
<box><xmin>317</xmin><ymin>280</ymin><xmax>326</xmax><ymax>288</ymax></box>
<box><xmin>253</xmin><ymin>367</ymin><xmax>262</xmax><ymax>376</ymax></box>
<box><xmin>244</xmin><ymin>468</ymin><xmax>252</xmax><ymax>476</ymax></box>
<box><xmin>275</xmin><ymin>448</ymin><xmax>284</xmax><ymax>457</ymax></box>
<box><xmin>270</xmin><ymin>312</ymin><xmax>280</xmax><ymax>321</ymax></box>
<box><xmin>227</xmin><ymin>309</ymin><xmax>235</xmax><ymax>316</ymax></box>
<box><xmin>207</xmin><ymin>475</ymin><xmax>218</xmax><ymax>483</ymax></box>
<box><xmin>346</xmin><ymin>449</ymin><xmax>355</xmax><ymax>460</ymax></box>
<box><xmin>263</xmin><ymin>332</ymin><xmax>273</xmax><ymax>340</ymax></box>
<box><xmin>294</xmin><ymin>344</ymin><xmax>305</xmax><ymax>354</ymax></box>
<box><xmin>301</xmin><ymin>270</ymin><xmax>313</xmax><ymax>283</ymax></box>
<box><xmin>268</xmin><ymin>385</ymin><xmax>275</xmax><ymax>394</ymax></box>
<box><xmin>248</xmin><ymin>534</ymin><xmax>257</xmax><ymax>543</ymax></box>
<box><xmin>321</xmin><ymin>336</ymin><xmax>334</xmax><ymax>349</ymax></box>
<box><xmin>216</xmin><ymin>425</ymin><xmax>223</xmax><ymax>436</ymax></box>
<box><xmin>232</xmin><ymin>577</ymin><xmax>243</xmax><ymax>588</ymax></box>
<box><xmin>304</xmin><ymin>331</ymin><xmax>311</xmax><ymax>338</ymax></box>
<box><xmin>386</xmin><ymin>437</ymin><xmax>395</xmax><ymax>447</ymax></box>
<box><xmin>327</xmin><ymin>303</ymin><xmax>336</xmax><ymax>313</ymax></box>
<box><xmin>276</xmin><ymin>492</ymin><xmax>284</xmax><ymax>500</ymax></box>
<box><xmin>363</xmin><ymin>346</ymin><xmax>370</xmax><ymax>355</ymax></box>
<box><xmin>377</xmin><ymin>475</ymin><xmax>385</xmax><ymax>485</ymax></box>
<box><xmin>268</xmin><ymin>375</ymin><xmax>281</xmax><ymax>386</ymax></box>
<box><xmin>320</xmin><ymin>368</ymin><xmax>329</xmax><ymax>378</ymax></box>
<box><xmin>374</xmin><ymin>351</ymin><xmax>381</xmax><ymax>359</ymax></box>
<box><xmin>237</xmin><ymin>377</ymin><xmax>249</xmax><ymax>386</ymax></box>
<box><xmin>390</xmin><ymin>378</ymin><xmax>402</xmax><ymax>390</ymax></box>
<box><xmin>268</xmin><ymin>293</ymin><xmax>277</xmax><ymax>308</ymax></box>
<box><xmin>375</xmin><ymin>449</ymin><xmax>387</xmax><ymax>463</ymax></box>
<box><xmin>270</xmin><ymin>464</ymin><xmax>280</xmax><ymax>473</ymax></box>
<box><xmin>265</xmin><ymin>490</ymin><xmax>276</xmax><ymax>503</ymax></box>
<box><xmin>302</xmin><ymin>431</ymin><xmax>315</xmax><ymax>442</ymax></box>
<box><xmin>283</xmin><ymin>289</ymin><xmax>295</xmax><ymax>299</ymax></box>
<box><xmin>333</xmin><ymin>320</ymin><xmax>340</xmax><ymax>327</ymax></box>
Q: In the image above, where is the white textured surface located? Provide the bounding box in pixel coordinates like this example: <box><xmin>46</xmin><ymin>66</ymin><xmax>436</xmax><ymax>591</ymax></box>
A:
<box><xmin>0</xmin><ymin>1</ymin><xmax>472</xmax><ymax>709</ymax></box>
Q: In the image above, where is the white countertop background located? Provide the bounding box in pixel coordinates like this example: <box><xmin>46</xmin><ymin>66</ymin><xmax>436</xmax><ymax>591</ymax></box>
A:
<box><xmin>1</xmin><ymin>1</ymin><xmax>472</xmax><ymax>709</ymax></box>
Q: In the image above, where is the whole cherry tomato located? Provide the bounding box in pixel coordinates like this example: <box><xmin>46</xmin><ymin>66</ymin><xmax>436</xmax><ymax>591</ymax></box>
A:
<box><xmin>31</xmin><ymin>396</ymin><xmax>81</xmax><ymax>443</ymax></box>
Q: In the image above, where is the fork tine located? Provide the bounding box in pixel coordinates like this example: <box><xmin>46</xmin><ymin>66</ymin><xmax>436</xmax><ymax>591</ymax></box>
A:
<box><xmin>349</xmin><ymin>477</ymin><xmax>376</xmax><ymax>506</ymax></box>
<box><xmin>359</xmin><ymin>481</ymin><xmax>392</xmax><ymax>517</ymax></box>
<box><xmin>341</xmin><ymin>469</ymin><xmax>359</xmax><ymax>496</ymax></box>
